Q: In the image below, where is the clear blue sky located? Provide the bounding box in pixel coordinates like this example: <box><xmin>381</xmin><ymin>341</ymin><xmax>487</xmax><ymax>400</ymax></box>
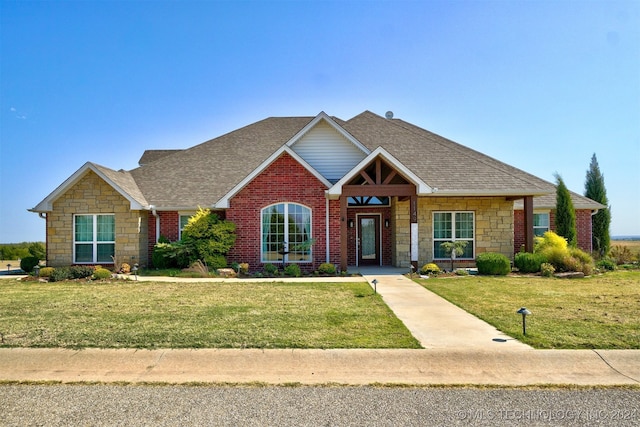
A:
<box><xmin>1</xmin><ymin>0</ymin><xmax>639</xmax><ymax>242</ymax></box>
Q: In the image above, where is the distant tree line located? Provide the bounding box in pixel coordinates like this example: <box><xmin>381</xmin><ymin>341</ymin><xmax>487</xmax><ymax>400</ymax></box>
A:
<box><xmin>0</xmin><ymin>242</ymin><xmax>45</xmax><ymax>260</ymax></box>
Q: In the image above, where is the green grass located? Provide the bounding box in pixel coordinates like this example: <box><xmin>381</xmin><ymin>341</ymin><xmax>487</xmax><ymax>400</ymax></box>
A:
<box><xmin>0</xmin><ymin>280</ymin><xmax>420</xmax><ymax>349</ymax></box>
<box><xmin>416</xmin><ymin>270</ymin><xmax>640</xmax><ymax>349</ymax></box>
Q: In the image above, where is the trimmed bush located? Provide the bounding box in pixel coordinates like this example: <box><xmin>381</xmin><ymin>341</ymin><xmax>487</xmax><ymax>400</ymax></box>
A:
<box><xmin>49</xmin><ymin>267</ymin><xmax>71</xmax><ymax>282</ymax></box>
<box><xmin>419</xmin><ymin>263</ymin><xmax>441</xmax><ymax>275</ymax></box>
<box><xmin>476</xmin><ymin>252</ymin><xmax>511</xmax><ymax>276</ymax></box>
<box><xmin>93</xmin><ymin>268</ymin><xmax>112</xmax><ymax>279</ymax></box>
<box><xmin>263</xmin><ymin>263</ymin><xmax>278</xmax><ymax>276</ymax></box>
<box><xmin>284</xmin><ymin>264</ymin><xmax>302</xmax><ymax>277</ymax></box>
<box><xmin>39</xmin><ymin>267</ymin><xmax>55</xmax><ymax>278</ymax></box>
<box><xmin>203</xmin><ymin>253</ymin><xmax>227</xmax><ymax>271</ymax></box>
<box><xmin>20</xmin><ymin>256</ymin><xmax>40</xmax><ymax>273</ymax></box>
<box><xmin>514</xmin><ymin>252</ymin><xmax>547</xmax><ymax>273</ymax></box>
<box><xmin>317</xmin><ymin>263</ymin><xmax>336</xmax><ymax>275</ymax></box>
<box><xmin>68</xmin><ymin>266</ymin><xmax>95</xmax><ymax>279</ymax></box>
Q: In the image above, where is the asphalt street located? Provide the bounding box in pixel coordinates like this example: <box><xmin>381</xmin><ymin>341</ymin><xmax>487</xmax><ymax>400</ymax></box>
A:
<box><xmin>2</xmin><ymin>385</ymin><xmax>639</xmax><ymax>426</ymax></box>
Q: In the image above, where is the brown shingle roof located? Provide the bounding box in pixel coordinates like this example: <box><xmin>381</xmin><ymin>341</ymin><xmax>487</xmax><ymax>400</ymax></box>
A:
<box><xmin>123</xmin><ymin>110</ymin><xmax>601</xmax><ymax>210</ymax></box>
<box><xmin>129</xmin><ymin>116</ymin><xmax>314</xmax><ymax>207</ymax></box>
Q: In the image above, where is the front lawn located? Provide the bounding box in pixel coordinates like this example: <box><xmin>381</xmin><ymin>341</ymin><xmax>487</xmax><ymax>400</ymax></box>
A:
<box><xmin>416</xmin><ymin>270</ymin><xmax>640</xmax><ymax>349</ymax></box>
<box><xmin>0</xmin><ymin>280</ymin><xmax>420</xmax><ymax>349</ymax></box>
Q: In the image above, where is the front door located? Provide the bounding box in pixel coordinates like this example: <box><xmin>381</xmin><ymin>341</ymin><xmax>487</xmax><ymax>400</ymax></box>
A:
<box><xmin>358</xmin><ymin>215</ymin><xmax>380</xmax><ymax>266</ymax></box>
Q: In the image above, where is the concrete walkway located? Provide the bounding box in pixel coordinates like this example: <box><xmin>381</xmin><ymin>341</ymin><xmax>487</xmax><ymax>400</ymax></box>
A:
<box><xmin>356</xmin><ymin>267</ymin><xmax>531</xmax><ymax>349</ymax></box>
<box><xmin>1</xmin><ymin>271</ymin><xmax>639</xmax><ymax>386</ymax></box>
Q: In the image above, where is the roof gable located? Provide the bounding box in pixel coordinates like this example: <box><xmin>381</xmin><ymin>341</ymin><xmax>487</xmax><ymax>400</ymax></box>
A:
<box><xmin>327</xmin><ymin>147</ymin><xmax>432</xmax><ymax>198</ymax></box>
<box><xmin>214</xmin><ymin>146</ymin><xmax>332</xmax><ymax>208</ymax></box>
<box><xmin>30</xmin><ymin>162</ymin><xmax>147</xmax><ymax>212</ymax></box>
<box><xmin>287</xmin><ymin>112</ymin><xmax>369</xmax><ymax>182</ymax></box>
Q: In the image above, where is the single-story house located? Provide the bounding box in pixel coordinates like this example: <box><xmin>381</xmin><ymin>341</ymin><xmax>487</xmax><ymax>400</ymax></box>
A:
<box><xmin>30</xmin><ymin>110</ymin><xmax>604</xmax><ymax>272</ymax></box>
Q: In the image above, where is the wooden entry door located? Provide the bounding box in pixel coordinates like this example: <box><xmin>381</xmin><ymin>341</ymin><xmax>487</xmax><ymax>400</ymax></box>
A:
<box><xmin>358</xmin><ymin>215</ymin><xmax>380</xmax><ymax>265</ymax></box>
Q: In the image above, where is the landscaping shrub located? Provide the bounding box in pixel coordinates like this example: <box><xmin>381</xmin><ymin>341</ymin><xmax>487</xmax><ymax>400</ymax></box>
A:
<box><xmin>540</xmin><ymin>262</ymin><xmax>555</xmax><ymax>277</ymax></box>
<box><xmin>49</xmin><ymin>267</ymin><xmax>71</xmax><ymax>282</ymax></box>
<box><xmin>534</xmin><ymin>231</ymin><xmax>593</xmax><ymax>274</ymax></box>
<box><xmin>419</xmin><ymin>263</ymin><xmax>441</xmax><ymax>275</ymax></box>
<box><xmin>152</xmin><ymin>243</ymin><xmax>173</xmax><ymax>269</ymax></box>
<box><xmin>38</xmin><ymin>267</ymin><xmax>55</xmax><ymax>278</ymax></box>
<box><xmin>93</xmin><ymin>268</ymin><xmax>112</xmax><ymax>279</ymax></box>
<box><xmin>568</xmin><ymin>248</ymin><xmax>594</xmax><ymax>275</ymax></box>
<box><xmin>284</xmin><ymin>264</ymin><xmax>302</xmax><ymax>277</ymax></box>
<box><xmin>317</xmin><ymin>263</ymin><xmax>336</xmax><ymax>275</ymax></box>
<box><xmin>476</xmin><ymin>252</ymin><xmax>511</xmax><ymax>275</ymax></box>
<box><xmin>181</xmin><ymin>207</ymin><xmax>236</xmax><ymax>268</ymax></box>
<box><xmin>514</xmin><ymin>252</ymin><xmax>547</xmax><ymax>273</ymax></box>
<box><xmin>20</xmin><ymin>256</ymin><xmax>40</xmax><ymax>273</ymax></box>
<box><xmin>203</xmin><ymin>253</ymin><xmax>227</xmax><ymax>271</ymax></box>
<box><xmin>263</xmin><ymin>263</ymin><xmax>278</xmax><ymax>276</ymax></box>
<box><xmin>68</xmin><ymin>266</ymin><xmax>95</xmax><ymax>279</ymax></box>
<box><xmin>610</xmin><ymin>245</ymin><xmax>635</xmax><ymax>265</ymax></box>
<box><xmin>596</xmin><ymin>258</ymin><xmax>616</xmax><ymax>271</ymax></box>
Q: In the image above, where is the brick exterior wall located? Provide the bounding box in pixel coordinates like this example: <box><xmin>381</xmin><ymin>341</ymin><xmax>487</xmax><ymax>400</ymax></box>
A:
<box><xmin>394</xmin><ymin>196</ymin><xmax>514</xmax><ymax>270</ymax></box>
<box><xmin>46</xmin><ymin>170</ymin><xmax>148</xmax><ymax>267</ymax></box>
<box><xmin>514</xmin><ymin>209</ymin><xmax>593</xmax><ymax>253</ymax></box>
<box><xmin>225</xmin><ymin>152</ymin><xmax>337</xmax><ymax>272</ymax></box>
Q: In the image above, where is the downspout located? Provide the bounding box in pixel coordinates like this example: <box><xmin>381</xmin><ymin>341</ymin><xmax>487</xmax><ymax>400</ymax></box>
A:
<box><xmin>38</xmin><ymin>213</ymin><xmax>47</xmax><ymax>265</ymax></box>
<box><xmin>325</xmin><ymin>198</ymin><xmax>330</xmax><ymax>263</ymax></box>
<box><xmin>149</xmin><ymin>205</ymin><xmax>159</xmax><ymax>243</ymax></box>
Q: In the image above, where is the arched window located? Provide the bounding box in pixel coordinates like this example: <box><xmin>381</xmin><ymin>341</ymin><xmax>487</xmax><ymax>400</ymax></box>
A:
<box><xmin>261</xmin><ymin>203</ymin><xmax>312</xmax><ymax>263</ymax></box>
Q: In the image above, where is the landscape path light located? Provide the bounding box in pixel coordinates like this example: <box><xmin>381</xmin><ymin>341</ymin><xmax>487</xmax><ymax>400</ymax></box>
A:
<box><xmin>517</xmin><ymin>307</ymin><xmax>531</xmax><ymax>335</ymax></box>
<box><xmin>33</xmin><ymin>265</ymin><xmax>40</xmax><ymax>277</ymax></box>
<box><xmin>372</xmin><ymin>279</ymin><xmax>378</xmax><ymax>295</ymax></box>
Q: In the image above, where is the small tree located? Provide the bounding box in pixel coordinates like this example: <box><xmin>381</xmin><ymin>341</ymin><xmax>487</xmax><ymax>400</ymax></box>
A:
<box><xmin>181</xmin><ymin>207</ymin><xmax>236</xmax><ymax>269</ymax></box>
<box><xmin>440</xmin><ymin>241</ymin><xmax>467</xmax><ymax>272</ymax></box>
<box><xmin>554</xmin><ymin>173</ymin><xmax>577</xmax><ymax>247</ymax></box>
<box><xmin>584</xmin><ymin>153</ymin><xmax>611</xmax><ymax>258</ymax></box>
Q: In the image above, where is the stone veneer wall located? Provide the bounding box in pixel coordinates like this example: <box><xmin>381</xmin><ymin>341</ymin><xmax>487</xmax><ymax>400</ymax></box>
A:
<box><xmin>47</xmin><ymin>170</ymin><xmax>148</xmax><ymax>267</ymax></box>
<box><xmin>393</xmin><ymin>196</ymin><xmax>514</xmax><ymax>268</ymax></box>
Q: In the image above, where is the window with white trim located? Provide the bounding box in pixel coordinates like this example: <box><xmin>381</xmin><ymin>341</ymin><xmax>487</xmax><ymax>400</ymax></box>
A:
<box><xmin>179</xmin><ymin>214</ymin><xmax>192</xmax><ymax>239</ymax></box>
<box><xmin>74</xmin><ymin>214</ymin><xmax>115</xmax><ymax>263</ymax></box>
<box><xmin>261</xmin><ymin>203</ymin><xmax>312</xmax><ymax>263</ymax></box>
<box><xmin>534</xmin><ymin>212</ymin><xmax>550</xmax><ymax>237</ymax></box>
<box><xmin>433</xmin><ymin>212</ymin><xmax>475</xmax><ymax>259</ymax></box>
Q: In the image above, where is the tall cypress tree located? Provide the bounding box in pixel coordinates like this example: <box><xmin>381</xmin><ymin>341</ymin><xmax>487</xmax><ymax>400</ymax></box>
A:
<box><xmin>554</xmin><ymin>173</ymin><xmax>577</xmax><ymax>247</ymax></box>
<box><xmin>584</xmin><ymin>153</ymin><xmax>611</xmax><ymax>257</ymax></box>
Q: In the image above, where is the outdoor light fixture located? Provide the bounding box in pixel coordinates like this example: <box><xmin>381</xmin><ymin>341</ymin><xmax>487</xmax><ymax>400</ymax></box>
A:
<box><xmin>7</xmin><ymin>264</ymin><xmax>11</xmax><ymax>272</ymax></box>
<box><xmin>348</xmin><ymin>219</ymin><xmax>354</xmax><ymax>228</ymax></box>
<box><xmin>372</xmin><ymin>279</ymin><xmax>378</xmax><ymax>294</ymax></box>
<box><xmin>33</xmin><ymin>265</ymin><xmax>40</xmax><ymax>277</ymax></box>
<box><xmin>132</xmin><ymin>263</ymin><xmax>139</xmax><ymax>281</ymax></box>
<box><xmin>517</xmin><ymin>307</ymin><xmax>531</xmax><ymax>335</ymax></box>
<box><xmin>384</xmin><ymin>219</ymin><xmax>389</xmax><ymax>228</ymax></box>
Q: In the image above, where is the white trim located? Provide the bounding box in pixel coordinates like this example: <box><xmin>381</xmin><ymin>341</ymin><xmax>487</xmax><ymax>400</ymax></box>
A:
<box><xmin>260</xmin><ymin>202</ymin><xmax>313</xmax><ymax>264</ymax></box>
<box><xmin>432</xmin><ymin>211</ymin><xmax>476</xmax><ymax>260</ymax></box>
<box><xmin>214</xmin><ymin>147</ymin><xmax>332</xmax><ymax>209</ymax></box>
<box><xmin>73</xmin><ymin>213</ymin><xmax>115</xmax><ymax>264</ymax></box>
<box><xmin>30</xmin><ymin>162</ymin><xmax>144</xmax><ymax>212</ymax></box>
<box><xmin>326</xmin><ymin>146</ymin><xmax>433</xmax><ymax>199</ymax></box>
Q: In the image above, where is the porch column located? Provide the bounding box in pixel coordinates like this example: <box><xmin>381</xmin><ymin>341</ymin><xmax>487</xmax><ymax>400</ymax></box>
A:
<box><xmin>410</xmin><ymin>195</ymin><xmax>418</xmax><ymax>270</ymax></box>
<box><xmin>524</xmin><ymin>196</ymin><xmax>534</xmax><ymax>252</ymax></box>
<box><xmin>340</xmin><ymin>196</ymin><xmax>348</xmax><ymax>272</ymax></box>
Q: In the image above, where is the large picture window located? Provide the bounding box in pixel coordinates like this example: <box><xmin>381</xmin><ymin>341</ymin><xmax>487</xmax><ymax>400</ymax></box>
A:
<box><xmin>74</xmin><ymin>214</ymin><xmax>115</xmax><ymax>263</ymax></box>
<box><xmin>433</xmin><ymin>212</ymin><xmax>474</xmax><ymax>259</ymax></box>
<box><xmin>261</xmin><ymin>203</ymin><xmax>312</xmax><ymax>263</ymax></box>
